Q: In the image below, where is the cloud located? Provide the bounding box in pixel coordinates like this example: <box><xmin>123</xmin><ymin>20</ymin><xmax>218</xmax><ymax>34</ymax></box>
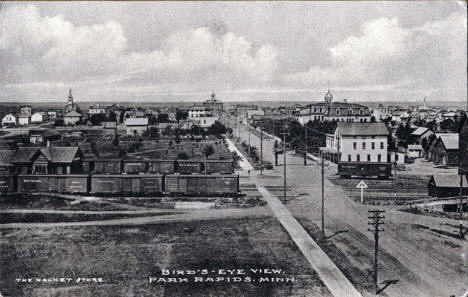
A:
<box><xmin>0</xmin><ymin>4</ymin><xmax>278</xmax><ymax>94</ymax></box>
<box><xmin>285</xmin><ymin>12</ymin><xmax>466</xmax><ymax>92</ymax></box>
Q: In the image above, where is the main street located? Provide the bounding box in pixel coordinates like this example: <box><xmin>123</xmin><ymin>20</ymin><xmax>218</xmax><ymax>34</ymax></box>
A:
<box><xmin>224</xmin><ymin>116</ymin><xmax>467</xmax><ymax>297</ymax></box>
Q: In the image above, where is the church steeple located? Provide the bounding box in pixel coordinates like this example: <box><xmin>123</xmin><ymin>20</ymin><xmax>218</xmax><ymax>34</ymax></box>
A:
<box><xmin>68</xmin><ymin>89</ymin><xmax>73</xmax><ymax>105</ymax></box>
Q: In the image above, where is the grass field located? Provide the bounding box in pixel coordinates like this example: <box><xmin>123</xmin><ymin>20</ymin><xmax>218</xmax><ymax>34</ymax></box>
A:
<box><xmin>0</xmin><ymin>217</ymin><xmax>331</xmax><ymax>297</ymax></box>
<box><xmin>0</xmin><ymin>194</ymin><xmax>128</xmax><ymax>211</ymax></box>
<box><xmin>0</xmin><ymin>212</ymin><xmax>178</xmax><ymax>224</ymax></box>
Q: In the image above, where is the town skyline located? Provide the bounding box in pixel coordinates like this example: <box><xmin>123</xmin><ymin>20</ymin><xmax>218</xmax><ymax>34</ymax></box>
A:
<box><xmin>0</xmin><ymin>1</ymin><xmax>466</xmax><ymax>103</ymax></box>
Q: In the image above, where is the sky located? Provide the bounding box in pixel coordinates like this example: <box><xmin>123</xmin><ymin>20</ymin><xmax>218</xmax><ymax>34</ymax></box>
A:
<box><xmin>0</xmin><ymin>1</ymin><xmax>466</xmax><ymax>103</ymax></box>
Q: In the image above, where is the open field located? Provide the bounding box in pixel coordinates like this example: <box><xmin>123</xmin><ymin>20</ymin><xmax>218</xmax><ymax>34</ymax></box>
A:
<box><xmin>328</xmin><ymin>174</ymin><xmax>430</xmax><ymax>205</ymax></box>
<box><xmin>0</xmin><ymin>194</ymin><xmax>129</xmax><ymax>211</ymax></box>
<box><xmin>0</xmin><ymin>212</ymin><xmax>178</xmax><ymax>224</ymax></box>
<box><xmin>0</xmin><ymin>217</ymin><xmax>331</xmax><ymax>297</ymax></box>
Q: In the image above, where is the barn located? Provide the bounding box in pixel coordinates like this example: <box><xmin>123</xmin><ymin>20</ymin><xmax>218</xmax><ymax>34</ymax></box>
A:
<box><xmin>428</xmin><ymin>174</ymin><xmax>468</xmax><ymax>198</ymax></box>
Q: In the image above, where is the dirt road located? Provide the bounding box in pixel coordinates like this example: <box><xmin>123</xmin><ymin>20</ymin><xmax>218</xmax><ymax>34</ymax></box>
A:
<box><xmin>231</xmin><ymin>118</ymin><xmax>467</xmax><ymax>297</ymax></box>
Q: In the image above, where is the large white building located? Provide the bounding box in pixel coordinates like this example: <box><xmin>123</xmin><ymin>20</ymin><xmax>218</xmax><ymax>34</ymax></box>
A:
<box><xmin>323</xmin><ymin>122</ymin><xmax>389</xmax><ymax>163</ymax></box>
<box><xmin>298</xmin><ymin>90</ymin><xmax>372</xmax><ymax>124</ymax></box>
<box><xmin>31</xmin><ymin>112</ymin><xmax>49</xmax><ymax>123</ymax></box>
<box><xmin>188</xmin><ymin>106</ymin><xmax>219</xmax><ymax>128</ymax></box>
<box><xmin>88</xmin><ymin>104</ymin><xmax>107</xmax><ymax>115</ymax></box>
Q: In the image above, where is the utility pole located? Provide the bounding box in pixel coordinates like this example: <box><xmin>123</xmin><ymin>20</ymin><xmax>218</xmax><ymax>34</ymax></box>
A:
<box><xmin>459</xmin><ymin>163</ymin><xmax>464</xmax><ymax>239</ymax></box>
<box><xmin>260</xmin><ymin>127</ymin><xmax>263</xmax><ymax>175</ymax></box>
<box><xmin>248</xmin><ymin>125</ymin><xmax>251</xmax><ymax>161</ymax></box>
<box><xmin>281</xmin><ymin>125</ymin><xmax>289</xmax><ymax>203</ymax></box>
<box><xmin>234</xmin><ymin>111</ymin><xmax>238</xmax><ymax>141</ymax></box>
<box><xmin>368</xmin><ymin>210</ymin><xmax>385</xmax><ymax>294</ymax></box>
<box><xmin>321</xmin><ymin>153</ymin><xmax>325</xmax><ymax>238</ymax></box>
<box><xmin>304</xmin><ymin>125</ymin><xmax>307</xmax><ymax>166</ymax></box>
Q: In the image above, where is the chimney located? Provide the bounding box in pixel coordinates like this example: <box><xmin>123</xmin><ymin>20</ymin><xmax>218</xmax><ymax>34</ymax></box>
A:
<box><xmin>47</xmin><ymin>140</ymin><xmax>51</xmax><ymax>148</ymax></box>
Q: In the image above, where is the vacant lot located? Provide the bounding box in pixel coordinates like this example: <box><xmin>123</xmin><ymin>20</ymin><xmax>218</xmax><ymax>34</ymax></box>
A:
<box><xmin>0</xmin><ymin>212</ymin><xmax>178</xmax><ymax>224</ymax></box>
<box><xmin>328</xmin><ymin>174</ymin><xmax>430</xmax><ymax>205</ymax></box>
<box><xmin>0</xmin><ymin>194</ymin><xmax>128</xmax><ymax>211</ymax></box>
<box><xmin>0</xmin><ymin>217</ymin><xmax>330</xmax><ymax>297</ymax></box>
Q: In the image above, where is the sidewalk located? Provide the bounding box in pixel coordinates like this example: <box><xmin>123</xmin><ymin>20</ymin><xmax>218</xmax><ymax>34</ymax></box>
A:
<box><xmin>224</xmin><ymin>136</ymin><xmax>254</xmax><ymax>171</ymax></box>
<box><xmin>255</xmin><ymin>184</ymin><xmax>363</xmax><ymax>297</ymax></box>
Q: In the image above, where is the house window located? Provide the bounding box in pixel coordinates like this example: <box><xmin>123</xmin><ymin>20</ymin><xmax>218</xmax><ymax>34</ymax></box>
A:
<box><xmin>362</xmin><ymin>142</ymin><xmax>366</xmax><ymax>149</ymax></box>
<box><xmin>378</xmin><ymin>154</ymin><xmax>381</xmax><ymax>162</ymax></box>
<box><xmin>353</xmin><ymin>142</ymin><xmax>357</xmax><ymax>150</ymax></box>
<box><xmin>348</xmin><ymin>154</ymin><xmax>351</xmax><ymax>162</ymax></box>
<box><xmin>371</xmin><ymin>142</ymin><xmax>375</xmax><ymax>150</ymax></box>
<box><xmin>357</xmin><ymin>154</ymin><xmax>360</xmax><ymax>162</ymax></box>
<box><xmin>367</xmin><ymin>154</ymin><xmax>371</xmax><ymax>162</ymax></box>
<box><xmin>380</xmin><ymin>142</ymin><xmax>384</xmax><ymax>149</ymax></box>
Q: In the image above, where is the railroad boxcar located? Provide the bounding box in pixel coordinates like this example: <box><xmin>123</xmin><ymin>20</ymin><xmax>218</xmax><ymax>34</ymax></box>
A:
<box><xmin>165</xmin><ymin>174</ymin><xmax>239</xmax><ymax>196</ymax></box>
<box><xmin>205</xmin><ymin>160</ymin><xmax>234</xmax><ymax>174</ymax></box>
<box><xmin>0</xmin><ymin>175</ymin><xmax>15</xmax><ymax>193</ymax></box>
<box><xmin>89</xmin><ymin>159</ymin><xmax>122</xmax><ymax>174</ymax></box>
<box><xmin>139</xmin><ymin>175</ymin><xmax>164</xmax><ymax>194</ymax></box>
<box><xmin>123</xmin><ymin>160</ymin><xmax>147</xmax><ymax>174</ymax></box>
<box><xmin>18</xmin><ymin>175</ymin><xmax>57</xmax><ymax>192</ymax></box>
<box><xmin>91</xmin><ymin>174</ymin><xmax>122</xmax><ymax>193</ymax></box>
<box><xmin>56</xmin><ymin>175</ymin><xmax>89</xmax><ymax>193</ymax></box>
<box><xmin>147</xmin><ymin>160</ymin><xmax>175</xmax><ymax>174</ymax></box>
<box><xmin>176</xmin><ymin>160</ymin><xmax>203</xmax><ymax>174</ymax></box>
<box><xmin>338</xmin><ymin>162</ymin><xmax>392</xmax><ymax>179</ymax></box>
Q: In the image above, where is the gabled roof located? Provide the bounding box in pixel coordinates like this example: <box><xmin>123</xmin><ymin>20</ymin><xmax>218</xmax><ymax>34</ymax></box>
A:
<box><xmin>0</xmin><ymin>150</ymin><xmax>15</xmax><ymax>166</ymax></box>
<box><xmin>438</xmin><ymin>134</ymin><xmax>459</xmax><ymax>150</ymax></box>
<box><xmin>336</xmin><ymin>122</ymin><xmax>389</xmax><ymax>136</ymax></box>
<box><xmin>431</xmin><ymin>174</ymin><xmax>468</xmax><ymax>188</ymax></box>
<box><xmin>12</xmin><ymin>147</ymin><xmax>41</xmax><ymax>163</ymax></box>
<box><xmin>64</xmin><ymin>111</ymin><xmax>83</xmax><ymax>117</ymax></box>
<box><xmin>411</xmin><ymin>127</ymin><xmax>431</xmax><ymax>136</ymax></box>
<box><xmin>39</xmin><ymin>147</ymin><xmax>80</xmax><ymax>163</ymax></box>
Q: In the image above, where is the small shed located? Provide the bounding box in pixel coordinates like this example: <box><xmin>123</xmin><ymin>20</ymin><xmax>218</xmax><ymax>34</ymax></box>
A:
<box><xmin>428</xmin><ymin>174</ymin><xmax>468</xmax><ymax>198</ymax></box>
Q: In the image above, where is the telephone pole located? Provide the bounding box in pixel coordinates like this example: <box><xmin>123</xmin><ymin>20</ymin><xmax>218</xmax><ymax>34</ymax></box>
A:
<box><xmin>368</xmin><ymin>209</ymin><xmax>385</xmax><ymax>294</ymax></box>
<box><xmin>281</xmin><ymin>124</ymin><xmax>289</xmax><ymax>202</ymax></box>
<box><xmin>248</xmin><ymin>125</ymin><xmax>251</xmax><ymax>161</ymax></box>
<box><xmin>321</xmin><ymin>153</ymin><xmax>325</xmax><ymax>238</ymax></box>
<box><xmin>459</xmin><ymin>163</ymin><xmax>464</xmax><ymax>239</ymax></box>
<box><xmin>260</xmin><ymin>127</ymin><xmax>263</xmax><ymax>175</ymax></box>
<box><xmin>304</xmin><ymin>124</ymin><xmax>308</xmax><ymax>166</ymax></box>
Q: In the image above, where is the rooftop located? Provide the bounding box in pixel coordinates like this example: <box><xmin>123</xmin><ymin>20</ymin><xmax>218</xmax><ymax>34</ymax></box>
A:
<box><xmin>336</xmin><ymin>122</ymin><xmax>389</xmax><ymax>136</ymax></box>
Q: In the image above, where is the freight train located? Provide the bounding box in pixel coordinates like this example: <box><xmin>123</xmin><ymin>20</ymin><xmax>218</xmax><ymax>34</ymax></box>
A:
<box><xmin>83</xmin><ymin>159</ymin><xmax>234</xmax><ymax>175</ymax></box>
<box><xmin>337</xmin><ymin>162</ymin><xmax>392</xmax><ymax>179</ymax></box>
<box><xmin>1</xmin><ymin>173</ymin><xmax>240</xmax><ymax>196</ymax></box>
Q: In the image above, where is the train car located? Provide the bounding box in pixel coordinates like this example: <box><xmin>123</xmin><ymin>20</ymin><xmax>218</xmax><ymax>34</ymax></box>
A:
<box><xmin>56</xmin><ymin>175</ymin><xmax>89</xmax><ymax>193</ymax></box>
<box><xmin>91</xmin><ymin>174</ymin><xmax>164</xmax><ymax>194</ymax></box>
<box><xmin>0</xmin><ymin>175</ymin><xmax>16</xmax><ymax>193</ymax></box>
<box><xmin>338</xmin><ymin>162</ymin><xmax>392</xmax><ymax>179</ymax></box>
<box><xmin>176</xmin><ymin>160</ymin><xmax>203</xmax><ymax>174</ymax></box>
<box><xmin>147</xmin><ymin>160</ymin><xmax>175</xmax><ymax>174</ymax></box>
<box><xmin>86</xmin><ymin>159</ymin><xmax>122</xmax><ymax>174</ymax></box>
<box><xmin>139</xmin><ymin>175</ymin><xmax>164</xmax><ymax>194</ymax></box>
<box><xmin>123</xmin><ymin>159</ymin><xmax>147</xmax><ymax>174</ymax></box>
<box><xmin>204</xmin><ymin>160</ymin><xmax>234</xmax><ymax>174</ymax></box>
<box><xmin>165</xmin><ymin>174</ymin><xmax>239</xmax><ymax>196</ymax></box>
<box><xmin>17</xmin><ymin>175</ymin><xmax>57</xmax><ymax>192</ymax></box>
<box><xmin>90</xmin><ymin>174</ymin><xmax>122</xmax><ymax>193</ymax></box>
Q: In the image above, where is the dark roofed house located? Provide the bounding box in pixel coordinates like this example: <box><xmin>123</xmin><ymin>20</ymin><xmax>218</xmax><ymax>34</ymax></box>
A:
<box><xmin>428</xmin><ymin>174</ymin><xmax>468</xmax><ymax>198</ymax></box>
<box><xmin>11</xmin><ymin>147</ymin><xmax>83</xmax><ymax>174</ymax></box>
<box><xmin>410</xmin><ymin>127</ymin><xmax>434</xmax><ymax>144</ymax></box>
<box><xmin>0</xmin><ymin>150</ymin><xmax>16</xmax><ymax>174</ymax></box>
<box><xmin>432</xmin><ymin>134</ymin><xmax>459</xmax><ymax>167</ymax></box>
